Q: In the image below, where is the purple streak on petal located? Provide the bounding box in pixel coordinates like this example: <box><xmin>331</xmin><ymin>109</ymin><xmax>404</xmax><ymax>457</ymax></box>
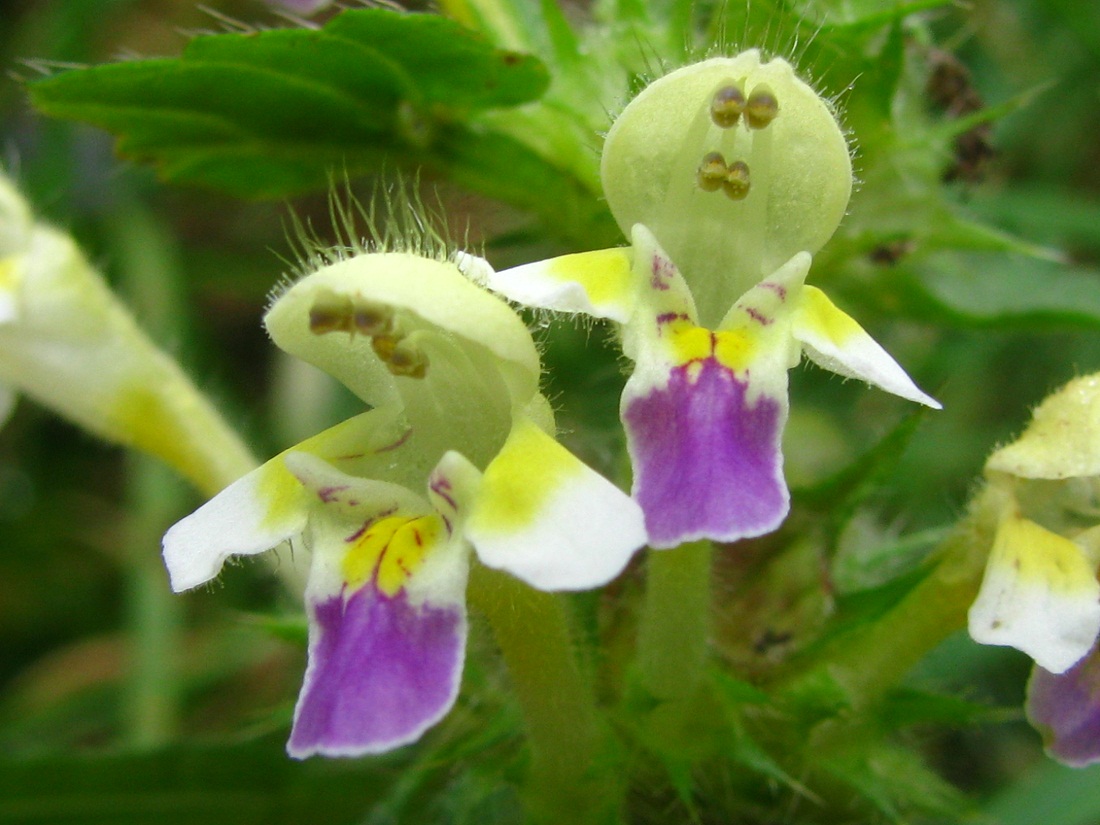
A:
<box><xmin>288</xmin><ymin>587</ymin><xmax>465</xmax><ymax>758</ymax></box>
<box><xmin>745</xmin><ymin>307</ymin><xmax>772</xmax><ymax>326</ymax></box>
<box><xmin>317</xmin><ymin>485</ymin><xmax>350</xmax><ymax>503</ymax></box>
<box><xmin>375</xmin><ymin>428</ymin><xmax>413</xmax><ymax>454</ymax></box>
<box><xmin>760</xmin><ymin>282</ymin><xmax>787</xmax><ymax>301</ymax></box>
<box><xmin>1028</xmin><ymin>649</ymin><xmax>1100</xmax><ymax>766</ymax></box>
<box><xmin>656</xmin><ymin>312</ymin><xmax>690</xmax><ymax>327</ymax></box>
<box><xmin>624</xmin><ymin>358</ymin><xmax>788</xmax><ymax>548</ymax></box>
<box><xmin>650</xmin><ymin>253</ymin><xmax>675</xmax><ymax>291</ymax></box>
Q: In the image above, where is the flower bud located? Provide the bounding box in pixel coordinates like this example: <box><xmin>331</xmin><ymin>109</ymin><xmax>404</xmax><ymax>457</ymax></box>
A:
<box><xmin>986</xmin><ymin>373</ymin><xmax>1100</xmax><ymax>481</ymax></box>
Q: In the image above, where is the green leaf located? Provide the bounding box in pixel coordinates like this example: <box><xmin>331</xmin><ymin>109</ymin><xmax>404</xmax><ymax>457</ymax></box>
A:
<box><xmin>780</xmin><ymin>670</ymin><xmax>852</xmax><ymax>727</ymax></box>
<box><xmin>240</xmin><ymin>612</ymin><xmax>308</xmax><ymax>647</ymax></box>
<box><xmin>831</xmin><ymin>526</ymin><xmax>946</xmax><ymax>594</ymax></box>
<box><xmin>726</xmin><ymin>725</ymin><xmax>819</xmax><ymax>801</ymax></box>
<box><xmin>862</xmin><ymin>19</ymin><xmax>906</xmax><ymax>119</ymax></box>
<box><xmin>806</xmin><ymin>0</ymin><xmax>953</xmax><ymax>30</ymax></box>
<box><xmin>821</xmin><ymin>743</ymin><xmax>971</xmax><ymax>823</ymax></box>
<box><xmin>906</xmin><ymin>252</ymin><xmax>1100</xmax><ymax>330</ymax></box>
<box><xmin>878</xmin><ymin>687</ymin><xmax>1019</xmax><ymax>729</ymax></box>
<box><xmin>0</xmin><ymin>736</ymin><xmax>404</xmax><ymax>825</ymax></box>
<box><xmin>826</xmin><ymin>566</ymin><xmax>935</xmax><ymax>644</ymax></box>
<box><xmin>28</xmin><ymin>8</ymin><xmax>555</xmax><ymax>203</ymax></box>
<box><xmin>986</xmin><ymin>760</ymin><xmax>1100</xmax><ymax>825</ymax></box>
<box><xmin>968</xmin><ymin>183</ymin><xmax>1100</xmax><ymax>251</ymax></box>
<box><xmin>795</xmin><ymin>408</ymin><xmax>929</xmax><ymax>550</ymax></box>
<box><xmin>711</xmin><ymin>670</ymin><xmax>772</xmax><ymax>707</ymax></box>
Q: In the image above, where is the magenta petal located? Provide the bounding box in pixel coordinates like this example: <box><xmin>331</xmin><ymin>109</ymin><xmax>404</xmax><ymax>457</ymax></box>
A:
<box><xmin>1027</xmin><ymin>649</ymin><xmax>1100</xmax><ymax>766</ymax></box>
<box><xmin>288</xmin><ymin>587</ymin><xmax>465</xmax><ymax>758</ymax></box>
<box><xmin>623</xmin><ymin>358</ymin><xmax>788</xmax><ymax>548</ymax></box>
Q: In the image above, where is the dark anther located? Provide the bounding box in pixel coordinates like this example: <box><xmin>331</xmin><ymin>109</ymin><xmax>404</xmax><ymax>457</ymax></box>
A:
<box><xmin>387</xmin><ymin>345</ymin><xmax>429</xmax><ymax>379</ymax></box>
<box><xmin>723</xmin><ymin>160</ymin><xmax>751</xmax><ymax>200</ymax></box>
<box><xmin>710</xmin><ymin>84</ymin><xmax>746</xmax><ymax>128</ymax></box>
<box><xmin>371</xmin><ymin>334</ymin><xmax>399</xmax><ymax>362</ymax></box>
<box><xmin>352</xmin><ymin>303</ymin><xmax>393</xmax><ymax>336</ymax></box>
<box><xmin>309</xmin><ymin>292</ymin><xmax>353</xmax><ymax>335</ymax></box>
<box><xmin>697</xmin><ymin>151</ymin><xmax>729</xmax><ymax>192</ymax></box>
<box><xmin>372</xmin><ymin>335</ymin><xmax>428</xmax><ymax>379</ymax></box>
<box><xmin>745</xmin><ymin>87</ymin><xmax>779</xmax><ymax>130</ymax></box>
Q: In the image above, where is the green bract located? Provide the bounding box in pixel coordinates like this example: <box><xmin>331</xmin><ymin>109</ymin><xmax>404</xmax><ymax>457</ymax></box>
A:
<box><xmin>600</xmin><ymin>51</ymin><xmax>852</xmax><ymax>325</ymax></box>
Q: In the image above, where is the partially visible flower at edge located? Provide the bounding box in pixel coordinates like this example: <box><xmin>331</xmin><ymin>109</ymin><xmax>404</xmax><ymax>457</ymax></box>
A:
<box><xmin>480</xmin><ymin>52</ymin><xmax>940</xmax><ymax>548</ymax></box>
<box><xmin>0</xmin><ymin>169</ymin><xmax>253</xmax><ymax>494</ymax></box>
<box><xmin>163</xmin><ymin>243</ymin><xmax>646</xmax><ymax>758</ymax></box>
<box><xmin>967</xmin><ymin>373</ymin><xmax>1100</xmax><ymax>765</ymax></box>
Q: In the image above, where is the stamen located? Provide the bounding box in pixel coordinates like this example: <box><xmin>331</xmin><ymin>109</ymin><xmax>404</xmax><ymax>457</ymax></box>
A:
<box><xmin>310</xmin><ymin>290</ymin><xmax>397</xmax><ymax>339</ymax></box>
<box><xmin>710</xmin><ymin>84</ymin><xmax>746</xmax><ymax>128</ymax></box>
<box><xmin>697</xmin><ymin>151</ymin><xmax>729</xmax><ymax>192</ymax></box>
<box><xmin>745</xmin><ymin>86</ymin><xmax>779</xmax><ymax>130</ymax></box>
<box><xmin>352</xmin><ymin>300</ymin><xmax>394</xmax><ymax>336</ymax></box>
<box><xmin>386</xmin><ymin>340</ymin><xmax>429</xmax><ymax>379</ymax></box>
<box><xmin>371</xmin><ymin>334</ymin><xmax>399</xmax><ymax>362</ymax></box>
<box><xmin>723</xmin><ymin>160</ymin><xmax>751</xmax><ymax>200</ymax></box>
<box><xmin>371</xmin><ymin>334</ymin><xmax>429</xmax><ymax>378</ymax></box>
<box><xmin>309</xmin><ymin>290</ymin><xmax>354</xmax><ymax>334</ymax></box>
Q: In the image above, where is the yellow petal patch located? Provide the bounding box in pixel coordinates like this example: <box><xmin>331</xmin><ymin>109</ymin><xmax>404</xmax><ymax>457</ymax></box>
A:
<box><xmin>797</xmin><ymin>286</ymin><xmax>862</xmax><ymax>346</ymax></box>
<box><xmin>666</xmin><ymin>323</ymin><xmax>756</xmax><ymax>373</ymax></box>
<box><xmin>467</xmin><ymin>417</ymin><xmax>580</xmax><ymax>532</ymax></box>
<box><xmin>343</xmin><ymin>514</ymin><xmax>442</xmax><ymax>597</ymax></box>
<box><xmin>544</xmin><ymin>248</ymin><xmax>633</xmax><ymax>309</ymax></box>
<box><xmin>969</xmin><ymin>513</ymin><xmax>1100</xmax><ymax>673</ymax></box>
<box><xmin>257</xmin><ymin>456</ymin><xmax>312</xmax><ymax>532</ymax></box>
<box><xmin>490</xmin><ymin>248</ymin><xmax>635</xmax><ymax>322</ymax></box>
<box><xmin>1001</xmin><ymin>517</ymin><xmax>1098</xmax><ymax>594</ymax></box>
<box><xmin>115</xmin><ymin>382</ymin><xmax>238</xmax><ymax>497</ymax></box>
<box><xmin>464</xmin><ymin>416</ymin><xmax>646</xmax><ymax>591</ymax></box>
<box><xmin>791</xmin><ymin>284</ymin><xmax>941</xmax><ymax>409</ymax></box>
<box><xmin>0</xmin><ymin>258</ymin><xmax>19</xmax><ymax>293</ymax></box>
<box><xmin>986</xmin><ymin>373</ymin><xmax>1100</xmax><ymax>480</ymax></box>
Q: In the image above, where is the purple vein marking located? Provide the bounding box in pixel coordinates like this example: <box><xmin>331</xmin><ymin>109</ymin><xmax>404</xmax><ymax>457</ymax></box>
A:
<box><xmin>656</xmin><ymin>311</ymin><xmax>689</xmax><ymax>326</ymax></box>
<box><xmin>429</xmin><ymin>476</ymin><xmax>458</xmax><ymax>512</ymax></box>
<box><xmin>650</xmin><ymin>255</ymin><xmax>674</xmax><ymax>291</ymax></box>
<box><xmin>745</xmin><ymin>307</ymin><xmax>772</xmax><ymax>325</ymax></box>
<box><xmin>344</xmin><ymin>506</ymin><xmax>399</xmax><ymax>543</ymax></box>
<box><xmin>376</xmin><ymin>428</ymin><xmax>414</xmax><ymax>454</ymax></box>
<box><xmin>760</xmin><ymin>282</ymin><xmax>787</xmax><ymax>301</ymax></box>
<box><xmin>318</xmin><ymin>485</ymin><xmax>350</xmax><ymax>503</ymax></box>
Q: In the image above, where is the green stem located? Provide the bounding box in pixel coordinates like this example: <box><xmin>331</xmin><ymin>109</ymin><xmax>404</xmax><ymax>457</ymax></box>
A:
<box><xmin>637</xmin><ymin>540</ymin><xmax>713</xmax><ymax>701</ymax></box>
<box><xmin>467</xmin><ymin>563</ymin><xmax>618</xmax><ymax>824</ymax></box>
<box><xmin>777</xmin><ymin>485</ymin><xmax>1002</xmax><ymax>711</ymax></box>
<box><xmin>111</xmin><ymin>202</ymin><xmax>190</xmax><ymax>749</ymax></box>
<box><xmin>122</xmin><ymin>454</ymin><xmax>185</xmax><ymax>748</ymax></box>
<box><xmin>631</xmin><ymin>540</ymin><xmax>717</xmax><ymax>762</ymax></box>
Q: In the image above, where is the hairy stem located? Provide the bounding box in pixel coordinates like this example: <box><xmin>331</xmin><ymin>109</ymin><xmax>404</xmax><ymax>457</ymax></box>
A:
<box><xmin>468</xmin><ymin>564</ymin><xmax>619</xmax><ymax>824</ymax></box>
<box><xmin>637</xmin><ymin>540</ymin><xmax>714</xmax><ymax>701</ymax></box>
